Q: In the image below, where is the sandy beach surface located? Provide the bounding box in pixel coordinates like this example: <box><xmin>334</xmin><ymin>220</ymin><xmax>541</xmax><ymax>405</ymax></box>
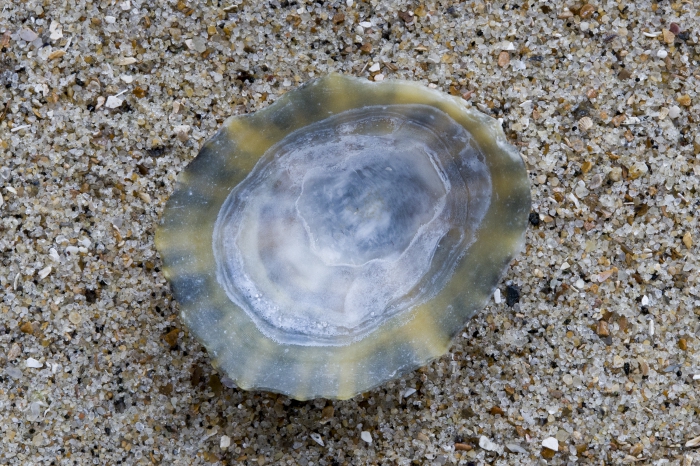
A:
<box><xmin>1</xmin><ymin>0</ymin><xmax>699</xmax><ymax>464</ymax></box>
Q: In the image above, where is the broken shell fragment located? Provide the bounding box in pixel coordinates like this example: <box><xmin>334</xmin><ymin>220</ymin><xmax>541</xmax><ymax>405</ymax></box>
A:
<box><xmin>156</xmin><ymin>74</ymin><xmax>530</xmax><ymax>400</ymax></box>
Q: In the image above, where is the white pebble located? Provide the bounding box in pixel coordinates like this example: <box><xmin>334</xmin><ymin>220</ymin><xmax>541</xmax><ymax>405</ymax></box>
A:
<box><xmin>402</xmin><ymin>387</ymin><xmax>416</xmax><ymax>398</ymax></box>
<box><xmin>373</xmin><ymin>74</ymin><xmax>384</xmax><ymax>82</ymax></box>
<box><xmin>20</xmin><ymin>28</ymin><xmax>39</xmax><ymax>42</ymax></box>
<box><xmin>693</xmin><ymin>374</ymin><xmax>700</xmax><ymax>380</ymax></box>
<box><xmin>360</xmin><ymin>431</ymin><xmax>372</xmax><ymax>444</ymax></box>
<box><xmin>49</xmin><ymin>248</ymin><xmax>60</xmax><ymax>262</ymax></box>
<box><xmin>668</xmin><ymin>105</ymin><xmax>681</xmax><ymax>118</ymax></box>
<box><xmin>506</xmin><ymin>443</ymin><xmax>528</xmax><ymax>454</ymax></box>
<box><xmin>191</xmin><ymin>37</ymin><xmax>207</xmax><ymax>53</ymax></box>
<box><xmin>542</xmin><ymin>437</ymin><xmax>559</xmax><ymax>451</ymax></box>
<box><xmin>38</xmin><ymin>266</ymin><xmax>52</xmax><ymax>279</ymax></box>
<box><xmin>494</xmin><ymin>289</ymin><xmax>502</xmax><ymax>304</ymax></box>
<box><xmin>10</xmin><ymin>124</ymin><xmax>31</xmax><ymax>133</ymax></box>
<box><xmin>368</xmin><ymin>63</ymin><xmax>380</xmax><ymax>73</ymax></box>
<box><xmin>657</xmin><ymin>49</ymin><xmax>668</xmax><ymax>59</ymax></box>
<box><xmin>174</xmin><ymin>124</ymin><xmax>191</xmax><ymax>140</ymax></box>
<box><xmin>346</xmin><ymin>0</ymin><xmax>353</xmax><ymax>6</ymax></box>
<box><xmin>310</xmin><ymin>432</ymin><xmax>324</xmax><ymax>446</ymax></box>
<box><xmin>26</xmin><ymin>358</ymin><xmax>43</xmax><ymax>368</ymax></box>
<box><xmin>641</xmin><ymin>295</ymin><xmax>649</xmax><ymax>306</ymax></box>
<box><xmin>105</xmin><ymin>96</ymin><xmax>123</xmax><ymax>109</ymax></box>
<box><xmin>105</xmin><ymin>15</ymin><xmax>117</xmax><ymax>24</ymax></box>
<box><xmin>220</xmin><ymin>435</ymin><xmax>231</xmax><ymax>449</ymax></box>
<box><xmin>120</xmin><ymin>75</ymin><xmax>134</xmax><ymax>84</ymax></box>
<box><xmin>588</xmin><ymin>173</ymin><xmax>603</xmax><ymax>190</ymax></box>
<box><xmin>49</xmin><ymin>21</ymin><xmax>63</xmax><ymax>41</ymax></box>
<box><xmin>120</xmin><ymin>0</ymin><xmax>131</xmax><ymax>10</ymax></box>
<box><xmin>114</xmin><ymin>57</ymin><xmax>136</xmax><ymax>66</ymax></box>
<box><xmin>479</xmin><ymin>436</ymin><xmax>498</xmax><ymax>451</ymax></box>
<box><xmin>359</xmin><ymin>21</ymin><xmax>372</xmax><ymax>28</ymax></box>
<box><xmin>568</xmin><ymin>192</ymin><xmax>580</xmax><ymax>208</ymax></box>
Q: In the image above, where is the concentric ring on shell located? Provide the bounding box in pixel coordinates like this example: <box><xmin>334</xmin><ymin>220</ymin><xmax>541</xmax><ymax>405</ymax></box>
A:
<box><xmin>156</xmin><ymin>74</ymin><xmax>530</xmax><ymax>400</ymax></box>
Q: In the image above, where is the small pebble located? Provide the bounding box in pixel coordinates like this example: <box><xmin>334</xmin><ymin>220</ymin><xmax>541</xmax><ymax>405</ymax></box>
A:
<box><xmin>38</xmin><ymin>265</ymin><xmax>52</xmax><ymax>279</ymax></box>
<box><xmin>105</xmin><ymin>96</ymin><xmax>124</xmax><ymax>109</ymax></box>
<box><xmin>479</xmin><ymin>436</ymin><xmax>498</xmax><ymax>451</ymax></box>
<box><xmin>588</xmin><ymin>173</ymin><xmax>603</xmax><ymax>190</ymax></box>
<box><xmin>360</xmin><ymin>431</ymin><xmax>372</xmax><ymax>444</ymax></box>
<box><xmin>668</xmin><ymin>105</ymin><xmax>681</xmax><ymax>118</ymax></box>
<box><xmin>68</xmin><ymin>311</ymin><xmax>82</xmax><ymax>325</ymax></box>
<box><xmin>498</xmin><ymin>51</ymin><xmax>510</xmax><ymax>68</ymax></box>
<box><xmin>505</xmin><ymin>285</ymin><xmax>520</xmax><ymax>307</ymax></box>
<box><xmin>114</xmin><ymin>57</ymin><xmax>137</xmax><ymax>66</ymax></box>
<box><xmin>677</xmin><ymin>94</ymin><xmax>691</xmax><ymax>106</ymax></box>
<box><xmin>686</xmin><ymin>436</ymin><xmax>700</xmax><ymax>448</ymax></box>
<box><xmin>657</xmin><ymin>49</ymin><xmax>668</xmax><ymax>59</ymax></box>
<box><xmin>19</xmin><ymin>28</ymin><xmax>39</xmax><ymax>42</ymax></box>
<box><xmin>542</xmin><ymin>437</ymin><xmax>558</xmax><ymax>451</ymax></box>
<box><xmin>662</xmin><ymin>28</ymin><xmax>675</xmax><ymax>44</ymax></box>
<box><xmin>8</xmin><ymin>343</ymin><xmax>21</xmax><ymax>360</ymax></box>
<box><xmin>26</xmin><ymin>357</ymin><xmax>43</xmax><ymax>368</ymax></box>
<box><xmin>310</xmin><ymin>432</ymin><xmax>324</xmax><ymax>447</ymax></box>
<box><xmin>609</xmin><ymin>166</ymin><xmax>622</xmax><ymax>182</ymax></box>
<box><xmin>579</xmin><ymin>4</ymin><xmax>595</xmax><ymax>19</ymax></box>
<box><xmin>506</xmin><ymin>443</ymin><xmax>528</xmax><ymax>454</ymax></box>
<box><xmin>493</xmin><ymin>289</ymin><xmax>502</xmax><ymax>304</ymax></box>
<box><xmin>6</xmin><ymin>366</ymin><xmax>22</xmax><ymax>379</ymax></box>
<box><xmin>49</xmin><ymin>21</ymin><xmax>63</xmax><ymax>40</ymax></box>
<box><xmin>683</xmin><ymin>232</ymin><xmax>693</xmax><ymax>249</ymax></box>
<box><xmin>220</xmin><ymin>435</ymin><xmax>231</xmax><ymax>449</ymax></box>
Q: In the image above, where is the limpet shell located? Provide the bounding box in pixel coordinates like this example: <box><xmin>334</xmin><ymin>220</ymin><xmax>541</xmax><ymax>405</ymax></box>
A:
<box><xmin>156</xmin><ymin>74</ymin><xmax>530</xmax><ymax>400</ymax></box>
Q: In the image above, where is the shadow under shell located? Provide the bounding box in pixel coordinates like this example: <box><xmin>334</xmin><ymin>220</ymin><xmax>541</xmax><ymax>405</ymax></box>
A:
<box><xmin>156</xmin><ymin>74</ymin><xmax>530</xmax><ymax>400</ymax></box>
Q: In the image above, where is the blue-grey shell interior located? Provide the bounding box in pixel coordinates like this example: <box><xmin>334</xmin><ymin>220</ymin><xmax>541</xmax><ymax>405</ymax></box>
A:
<box><xmin>156</xmin><ymin>74</ymin><xmax>530</xmax><ymax>400</ymax></box>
